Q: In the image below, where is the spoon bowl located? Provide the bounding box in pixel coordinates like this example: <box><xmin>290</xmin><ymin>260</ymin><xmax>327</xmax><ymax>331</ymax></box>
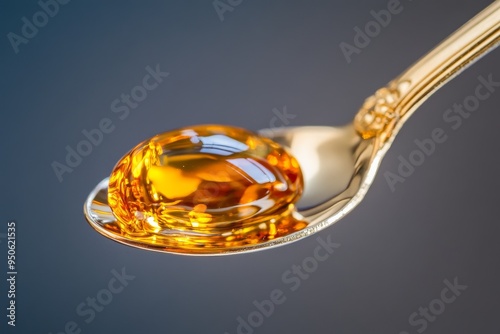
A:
<box><xmin>84</xmin><ymin>124</ymin><xmax>386</xmax><ymax>255</ymax></box>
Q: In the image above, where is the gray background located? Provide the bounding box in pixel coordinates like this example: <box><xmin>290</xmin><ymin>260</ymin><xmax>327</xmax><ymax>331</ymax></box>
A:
<box><xmin>1</xmin><ymin>0</ymin><xmax>499</xmax><ymax>333</ymax></box>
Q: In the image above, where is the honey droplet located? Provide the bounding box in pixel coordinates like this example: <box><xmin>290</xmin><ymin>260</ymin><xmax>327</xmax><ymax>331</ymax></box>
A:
<box><xmin>107</xmin><ymin>125</ymin><xmax>306</xmax><ymax>253</ymax></box>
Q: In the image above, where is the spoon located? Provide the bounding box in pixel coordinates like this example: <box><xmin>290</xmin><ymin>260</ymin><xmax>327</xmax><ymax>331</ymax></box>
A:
<box><xmin>85</xmin><ymin>1</ymin><xmax>500</xmax><ymax>255</ymax></box>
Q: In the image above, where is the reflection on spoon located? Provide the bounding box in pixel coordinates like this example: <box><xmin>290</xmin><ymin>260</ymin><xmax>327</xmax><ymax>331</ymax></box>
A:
<box><xmin>84</xmin><ymin>2</ymin><xmax>500</xmax><ymax>255</ymax></box>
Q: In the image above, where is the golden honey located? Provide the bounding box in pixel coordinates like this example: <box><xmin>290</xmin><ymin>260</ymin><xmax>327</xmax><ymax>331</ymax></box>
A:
<box><xmin>107</xmin><ymin>125</ymin><xmax>306</xmax><ymax>253</ymax></box>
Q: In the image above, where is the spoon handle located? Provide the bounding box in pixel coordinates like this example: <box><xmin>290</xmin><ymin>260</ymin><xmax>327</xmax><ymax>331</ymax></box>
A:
<box><xmin>355</xmin><ymin>1</ymin><xmax>500</xmax><ymax>142</ymax></box>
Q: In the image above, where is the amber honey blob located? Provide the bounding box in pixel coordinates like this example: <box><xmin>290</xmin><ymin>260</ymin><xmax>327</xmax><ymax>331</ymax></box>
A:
<box><xmin>107</xmin><ymin>125</ymin><xmax>306</xmax><ymax>253</ymax></box>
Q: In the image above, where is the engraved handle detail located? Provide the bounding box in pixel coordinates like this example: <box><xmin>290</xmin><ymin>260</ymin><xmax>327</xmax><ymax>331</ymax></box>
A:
<box><xmin>354</xmin><ymin>83</ymin><xmax>401</xmax><ymax>141</ymax></box>
<box><xmin>355</xmin><ymin>1</ymin><xmax>500</xmax><ymax>141</ymax></box>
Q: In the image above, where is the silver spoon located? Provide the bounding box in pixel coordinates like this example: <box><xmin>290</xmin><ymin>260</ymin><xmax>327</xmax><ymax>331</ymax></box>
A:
<box><xmin>85</xmin><ymin>2</ymin><xmax>500</xmax><ymax>255</ymax></box>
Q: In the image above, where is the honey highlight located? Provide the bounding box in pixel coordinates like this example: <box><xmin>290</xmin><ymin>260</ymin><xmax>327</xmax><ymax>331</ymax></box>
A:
<box><xmin>107</xmin><ymin>125</ymin><xmax>306</xmax><ymax>253</ymax></box>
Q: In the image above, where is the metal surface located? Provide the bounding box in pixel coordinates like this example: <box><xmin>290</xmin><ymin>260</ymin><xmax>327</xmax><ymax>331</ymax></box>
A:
<box><xmin>84</xmin><ymin>125</ymin><xmax>381</xmax><ymax>255</ymax></box>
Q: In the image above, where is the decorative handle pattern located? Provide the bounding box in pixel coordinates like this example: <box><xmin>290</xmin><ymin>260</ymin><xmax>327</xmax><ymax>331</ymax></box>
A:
<box><xmin>355</xmin><ymin>1</ymin><xmax>500</xmax><ymax>142</ymax></box>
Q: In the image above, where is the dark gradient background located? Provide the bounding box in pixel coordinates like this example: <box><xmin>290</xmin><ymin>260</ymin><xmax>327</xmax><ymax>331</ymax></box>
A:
<box><xmin>1</xmin><ymin>1</ymin><xmax>499</xmax><ymax>333</ymax></box>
